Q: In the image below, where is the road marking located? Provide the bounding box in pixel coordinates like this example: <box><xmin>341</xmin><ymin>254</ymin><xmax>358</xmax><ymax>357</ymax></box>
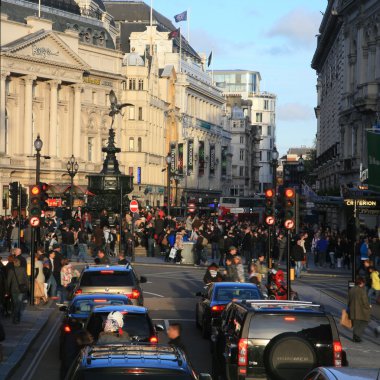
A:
<box><xmin>21</xmin><ymin>311</ymin><xmax>62</xmax><ymax>380</ymax></box>
<box><xmin>144</xmin><ymin>291</ymin><xmax>165</xmax><ymax>298</ymax></box>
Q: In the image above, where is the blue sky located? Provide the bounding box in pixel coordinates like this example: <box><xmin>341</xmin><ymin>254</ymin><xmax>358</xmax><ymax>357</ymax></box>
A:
<box><xmin>151</xmin><ymin>0</ymin><xmax>326</xmax><ymax>155</ymax></box>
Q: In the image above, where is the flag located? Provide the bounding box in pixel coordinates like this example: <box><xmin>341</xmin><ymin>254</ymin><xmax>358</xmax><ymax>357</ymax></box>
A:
<box><xmin>174</xmin><ymin>10</ymin><xmax>187</xmax><ymax>22</ymax></box>
<box><xmin>207</xmin><ymin>51</ymin><xmax>213</xmax><ymax>67</ymax></box>
<box><xmin>168</xmin><ymin>28</ymin><xmax>180</xmax><ymax>39</ymax></box>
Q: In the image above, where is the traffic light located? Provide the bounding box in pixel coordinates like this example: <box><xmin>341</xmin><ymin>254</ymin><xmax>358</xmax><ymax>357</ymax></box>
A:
<box><xmin>9</xmin><ymin>181</ymin><xmax>19</xmax><ymax>210</ymax></box>
<box><xmin>283</xmin><ymin>187</ymin><xmax>296</xmax><ymax>229</ymax></box>
<box><xmin>40</xmin><ymin>183</ymin><xmax>49</xmax><ymax>211</ymax></box>
<box><xmin>29</xmin><ymin>184</ymin><xmax>41</xmax><ymax>219</ymax></box>
<box><xmin>264</xmin><ymin>188</ymin><xmax>275</xmax><ymax>225</ymax></box>
<box><xmin>21</xmin><ymin>187</ymin><xmax>28</xmax><ymax>209</ymax></box>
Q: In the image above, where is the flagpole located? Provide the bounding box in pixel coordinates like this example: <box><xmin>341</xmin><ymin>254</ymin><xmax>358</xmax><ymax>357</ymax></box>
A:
<box><xmin>150</xmin><ymin>0</ymin><xmax>153</xmax><ymax>55</ymax></box>
<box><xmin>211</xmin><ymin>50</ymin><xmax>214</xmax><ymax>84</ymax></box>
<box><xmin>179</xmin><ymin>27</ymin><xmax>182</xmax><ymax>74</ymax></box>
<box><xmin>38</xmin><ymin>0</ymin><xmax>41</xmax><ymax>17</ymax></box>
<box><xmin>187</xmin><ymin>8</ymin><xmax>190</xmax><ymax>43</ymax></box>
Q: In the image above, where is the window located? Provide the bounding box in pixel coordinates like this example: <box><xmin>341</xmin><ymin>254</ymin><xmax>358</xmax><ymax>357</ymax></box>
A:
<box><xmin>138</xmin><ymin>107</ymin><xmax>143</xmax><ymax>121</ymax></box>
<box><xmin>129</xmin><ymin>137</ymin><xmax>134</xmax><ymax>151</ymax></box>
<box><xmin>264</xmin><ymin>100</ymin><xmax>269</xmax><ymax>110</ymax></box>
<box><xmin>5</xmin><ymin>79</ymin><xmax>10</xmax><ymax>96</ymax></box>
<box><xmin>88</xmin><ymin>137</ymin><xmax>93</xmax><ymax>161</ymax></box>
<box><xmin>267</xmin><ymin>151</ymin><xmax>271</xmax><ymax>161</ymax></box>
<box><xmin>240</xmin><ymin>136</ymin><xmax>244</xmax><ymax>144</ymax></box>
<box><xmin>138</xmin><ymin>79</ymin><xmax>144</xmax><ymax>90</ymax></box>
<box><xmin>267</xmin><ymin>126</ymin><xmax>272</xmax><ymax>136</ymax></box>
<box><xmin>259</xmin><ymin>151</ymin><xmax>262</xmax><ymax>161</ymax></box>
<box><xmin>230</xmin><ymin>188</ymin><xmax>238</xmax><ymax>196</ymax></box>
<box><xmin>128</xmin><ymin>78</ymin><xmax>136</xmax><ymax>90</ymax></box>
<box><xmin>129</xmin><ymin>166</ymin><xmax>133</xmax><ymax>176</ymax></box>
<box><xmin>239</xmin><ymin>149</ymin><xmax>244</xmax><ymax>161</ymax></box>
<box><xmin>122</xmin><ymin>81</ymin><xmax>127</xmax><ymax>90</ymax></box>
<box><xmin>129</xmin><ymin>107</ymin><xmax>135</xmax><ymax>120</ymax></box>
<box><xmin>137</xmin><ymin>137</ymin><xmax>142</xmax><ymax>152</ymax></box>
<box><xmin>92</xmin><ymin>91</ymin><xmax>96</xmax><ymax>103</ymax></box>
<box><xmin>239</xmin><ymin>166</ymin><xmax>244</xmax><ymax>177</ymax></box>
<box><xmin>256</xmin><ymin>113</ymin><xmax>262</xmax><ymax>122</ymax></box>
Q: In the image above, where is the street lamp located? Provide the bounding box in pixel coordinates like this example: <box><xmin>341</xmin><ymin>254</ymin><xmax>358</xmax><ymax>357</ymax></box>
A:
<box><xmin>269</xmin><ymin>146</ymin><xmax>279</xmax><ymax>268</ymax></box>
<box><xmin>34</xmin><ymin>135</ymin><xmax>43</xmax><ymax>183</ymax></box>
<box><xmin>271</xmin><ymin>146</ymin><xmax>279</xmax><ymax>191</ymax></box>
<box><xmin>173</xmin><ymin>169</ymin><xmax>182</xmax><ymax>206</ymax></box>
<box><xmin>67</xmin><ymin>154</ymin><xmax>79</xmax><ymax>211</ymax></box>
<box><xmin>166</xmin><ymin>154</ymin><xmax>172</xmax><ymax>217</ymax></box>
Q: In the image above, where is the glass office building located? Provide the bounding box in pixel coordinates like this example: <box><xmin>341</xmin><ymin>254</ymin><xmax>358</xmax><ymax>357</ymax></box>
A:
<box><xmin>213</xmin><ymin>70</ymin><xmax>260</xmax><ymax>94</ymax></box>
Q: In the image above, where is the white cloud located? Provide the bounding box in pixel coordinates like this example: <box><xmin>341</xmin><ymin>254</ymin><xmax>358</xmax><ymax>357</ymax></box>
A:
<box><xmin>277</xmin><ymin>103</ymin><xmax>314</xmax><ymax>121</ymax></box>
<box><xmin>266</xmin><ymin>7</ymin><xmax>322</xmax><ymax>48</ymax></box>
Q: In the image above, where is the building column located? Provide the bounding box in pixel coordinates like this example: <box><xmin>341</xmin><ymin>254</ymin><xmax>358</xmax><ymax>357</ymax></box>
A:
<box><xmin>23</xmin><ymin>76</ymin><xmax>36</xmax><ymax>156</ymax></box>
<box><xmin>48</xmin><ymin>80</ymin><xmax>61</xmax><ymax>157</ymax></box>
<box><xmin>0</xmin><ymin>71</ymin><xmax>10</xmax><ymax>154</ymax></box>
<box><xmin>72</xmin><ymin>84</ymin><xmax>83</xmax><ymax>159</ymax></box>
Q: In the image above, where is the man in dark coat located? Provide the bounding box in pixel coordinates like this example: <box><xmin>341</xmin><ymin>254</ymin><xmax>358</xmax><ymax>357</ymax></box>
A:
<box><xmin>291</xmin><ymin>238</ymin><xmax>304</xmax><ymax>278</ymax></box>
<box><xmin>348</xmin><ymin>277</ymin><xmax>371</xmax><ymax>342</ymax></box>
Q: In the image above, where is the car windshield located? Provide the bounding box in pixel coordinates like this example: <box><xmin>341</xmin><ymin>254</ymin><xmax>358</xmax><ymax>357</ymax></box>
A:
<box><xmin>70</xmin><ymin>299</ymin><xmax>130</xmax><ymax>314</ymax></box>
<box><xmin>86</xmin><ymin>313</ymin><xmax>151</xmax><ymax>341</ymax></box>
<box><xmin>74</xmin><ymin>371</ymin><xmax>194</xmax><ymax>380</ymax></box>
<box><xmin>80</xmin><ymin>271</ymin><xmax>134</xmax><ymax>287</ymax></box>
<box><xmin>214</xmin><ymin>287</ymin><xmax>261</xmax><ymax>302</ymax></box>
<box><xmin>248</xmin><ymin>314</ymin><xmax>333</xmax><ymax>343</ymax></box>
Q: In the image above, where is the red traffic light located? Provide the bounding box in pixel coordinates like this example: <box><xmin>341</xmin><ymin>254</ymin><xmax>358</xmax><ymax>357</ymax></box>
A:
<box><xmin>31</xmin><ymin>185</ymin><xmax>40</xmax><ymax>195</ymax></box>
<box><xmin>284</xmin><ymin>188</ymin><xmax>295</xmax><ymax>199</ymax></box>
<box><xmin>265</xmin><ymin>189</ymin><xmax>274</xmax><ymax>198</ymax></box>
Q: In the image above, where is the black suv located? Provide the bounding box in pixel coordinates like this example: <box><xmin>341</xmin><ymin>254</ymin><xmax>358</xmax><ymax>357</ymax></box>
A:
<box><xmin>71</xmin><ymin>264</ymin><xmax>147</xmax><ymax>306</ymax></box>
<box><xmin>65</xmin><ymin>343</ymin><xmax>212</xmax><ymax>380</ymax></box>
<box><xmin>211</xmin><ymin>300</ymin><xmax>346</xmax><ymax>380</ymax></box>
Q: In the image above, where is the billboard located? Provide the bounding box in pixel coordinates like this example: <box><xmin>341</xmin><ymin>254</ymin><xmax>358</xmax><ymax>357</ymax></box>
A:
<box><xmin>367</xmin><ymin>131</ymin><xmax>380</xmax><ymax>193</ymax></box>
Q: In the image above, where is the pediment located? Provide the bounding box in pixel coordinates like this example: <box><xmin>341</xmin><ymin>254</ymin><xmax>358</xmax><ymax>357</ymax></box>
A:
<box><xmin>1</xmin><ymin>30</ymin><xmax>90</xmax><ymax>70</ymax></box>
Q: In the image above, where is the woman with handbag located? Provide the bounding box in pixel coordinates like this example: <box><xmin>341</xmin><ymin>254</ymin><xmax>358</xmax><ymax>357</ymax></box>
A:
<box><xmin>6</xmin><ymin>258</ymin><xmax>29</xmax><ymax>324</ymax></box>
<box><xmin>34</xmin><ymin>251</ymin><xmax>48</xmax><ymax>305</ymax></box>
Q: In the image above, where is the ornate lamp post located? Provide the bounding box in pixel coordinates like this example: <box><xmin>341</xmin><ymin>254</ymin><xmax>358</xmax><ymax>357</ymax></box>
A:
<box><xmin>166</xmin><ymin>154</ymin><xmax>172</xmax><ymax>216</ymax></box>
<box><xmin>66</xmin><ymin>154</ymin><xmax>79</xmax><ymax>211</ymax></box>
<box><xmin>271</xmin><ymin>146</ymin><xmax>279</xmax><ymax>191</ymax></box>
<box><xmin>34</xmin><ymin>135</ymin><xmax>43</xmax><ymax>183</ymax></box>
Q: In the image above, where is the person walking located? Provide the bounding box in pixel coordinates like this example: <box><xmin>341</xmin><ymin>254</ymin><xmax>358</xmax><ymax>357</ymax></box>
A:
<box><xmin>60</xmin><ymin>259</ymin><xmax>80</xmax><ymax>302</ymax></box>
<box><xmin>6</xmin><ymin>258</ymin><xmax>29</xmax><ymax>324</ymax></box>
<box><xmin>34</xmin><ymin>251</ymin><xmax>47</xmax><ymax>305</ymax></box>
<box><xmin>368</xmin><ymin>266</ymin><xmax>380</xmax><ymax>305</ymax></box>
<box><xmin>348</xmin><ymin>277</ymin><xmax>371</xmax><ymax>343</ymax></box>
<box><xmin>291</xmin><ymin>237</ymin><xmax>304</xmax><ymax>279</ymax></box>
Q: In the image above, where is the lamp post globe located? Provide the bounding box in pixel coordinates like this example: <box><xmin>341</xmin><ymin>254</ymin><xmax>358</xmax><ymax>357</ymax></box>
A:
<box><xmin>272</xmin><ymin>146</ymin><xmax>279</xmax><ymax>161</ymax></box>
<box><xmin>34</xmin><ymin>134</ymin><xmax>43</xmax><ymax>152</ymax></box>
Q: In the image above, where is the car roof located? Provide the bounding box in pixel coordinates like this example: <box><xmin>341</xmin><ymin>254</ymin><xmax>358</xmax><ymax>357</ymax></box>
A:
<box><xmin>72</xmin><ymin>294</ymin><xmax>130</xmax><ymax>301</ymax></box>
<box><xmin>81</xmin><ymin>344</ymin><xmax>189</xmax><ymax>370</ymax></box>
<box><xmin>90</xmin><ymin>305</ymin><xmax>148</xmax><ymax>314</ymax></box>
<box><xmin>321</xmin><ymin>367</ymin><xmax>380</xmax><ymax>380</ymax></box>
<box><xmin>83</xmin><ymin>265</ymin><xmax>132</xmax><ymax>272</ymax></box>
<box><xmin>213</xmin><ymin>282</ymin><xmax>260</xmax><ymax>289</ymax></box>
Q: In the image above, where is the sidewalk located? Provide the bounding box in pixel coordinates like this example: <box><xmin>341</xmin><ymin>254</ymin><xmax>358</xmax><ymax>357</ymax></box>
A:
<box><xmin>0</xmin><ymin>302</ymin><xmax>54</xmax><ymax>380</ymax></box>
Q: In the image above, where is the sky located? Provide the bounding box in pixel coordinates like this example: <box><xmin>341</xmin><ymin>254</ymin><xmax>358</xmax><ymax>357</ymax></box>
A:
<box><xmin>151</xmin><ymin>0</ymin><xmax>326</xmax><ymax>155</ymax></box>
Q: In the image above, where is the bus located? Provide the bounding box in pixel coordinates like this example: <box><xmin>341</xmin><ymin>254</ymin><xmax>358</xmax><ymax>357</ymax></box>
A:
<box><xmin>219</xmin><ymin>196</ymin><xmax>266</xmax><ymax>223</ymax></box>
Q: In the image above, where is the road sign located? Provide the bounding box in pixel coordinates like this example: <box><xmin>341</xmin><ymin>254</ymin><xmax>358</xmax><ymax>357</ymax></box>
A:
<box><xmin>129</xmin><ymin>200</ymin><xmax>139</xmax><ymax>213</ymax></box>
<box><xmin>230</xmin><ymin>208</ymin><xmax>245</xmax><ymax>214</ymax></box>
<box><xmin>29</xmin><ymin>216</ymin><xmax>40</xmax><ymax>228</ymax></box>
<box><xmin>265</xmin><ymin>216</ymin><xmax>275</xmax><ymax>225</ymax></box>
<box><xmin>284</xmin><ymin>219</ymin><xmax>295</xmax><ymax>230</ymax></box>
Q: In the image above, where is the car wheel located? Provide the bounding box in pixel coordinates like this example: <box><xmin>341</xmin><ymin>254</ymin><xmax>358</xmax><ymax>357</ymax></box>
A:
<box><xmin>201</xmin><ymin>317</ymin><xmax>210</xmax><ymax>339</ymax></box>
<box><xmin>264</xmin><ymin>332</ymin><xmax>317</xmax><ymax>380</ymax></box>
<box><xmin>195</xmin><ymin>305</ymin><xmax>201</xmax><ymax>328</ymax></box>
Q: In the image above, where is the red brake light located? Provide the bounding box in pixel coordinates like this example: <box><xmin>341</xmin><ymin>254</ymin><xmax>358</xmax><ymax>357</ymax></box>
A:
<box><xmin>64</xmin><ymin>325</ymin><xmax>71</xmax><ymax>333</ymax></box>
<box><xmin>94</xmin><ymin>299</ymin><xmax>107</xmax><ymax>303</ymax></box>
<box><xmin>150</xmin><ymin>336</ymin><xmax>158</xmax><ymax>343</ymax></box>
<box><xmin>284</xmin><ymin>317</ymin><xmax>296</xmax><ymax>321</ymax></box>
<box><xmin>333</xmin><ymin>340</ymin><xmax>342</xmax><ymax>367</ymax></box>
<box><xmin>211</xmin><ymin>305</ymin><xmax>226</xmax><ymax>312</ymax></box>
<box><xmin>75</xmin><ymin>289</ymin><xmax>82</xmax><ymax>295</ymax></box>
<box><xmin>100</xmin><ymin>270</ymin><xmax>114</xmax><ymax>274</ymax></box>
<box><xmin>127</xmin><ymin>289</ymin><xmax>140</xmax><ymax>299</ymax></box>
<box><xmin>238</xmin><ymin>338</ymin><xmax>248</xmax><ymax>367</ymax></box>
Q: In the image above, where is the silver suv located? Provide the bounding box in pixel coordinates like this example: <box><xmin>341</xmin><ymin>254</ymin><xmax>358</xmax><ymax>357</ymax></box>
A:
<box><xmin>71</xmin><ymin>264</ymin><xmax>147</xmax><ymax>306</ymax></box>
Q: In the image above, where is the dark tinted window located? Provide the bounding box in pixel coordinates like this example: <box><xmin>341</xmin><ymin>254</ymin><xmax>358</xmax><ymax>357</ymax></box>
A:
<box><xmin>249</xmin><ymin>314</ymin><xmax>332</xmax><ymax>343</ymax></box>
<box><xmin>70</xmin><ymin>298</ymin><xmax>130</xmax><ymax>314</ymax></box>
<box><xmin>81</xmin><ymin>271</ymin><xmax>134</xmax><ymax>287</ymax></box>
<box><xmin>214</xmin><ymin>287</ymin><xmax>260</xmax><ymax>302</ymax></box>
<box><xmin>86</xmin><ymin>313</ymin><xmax>151</xmax><ymax>341</ymax></box>
<box><xmin>75</xmin><ymin>371</ymin><xmax>194</xmax><ymax>380</ymax></box>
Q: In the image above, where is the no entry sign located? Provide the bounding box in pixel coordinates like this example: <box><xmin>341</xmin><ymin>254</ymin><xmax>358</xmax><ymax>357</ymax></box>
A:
<box><xmin>129</xmin><ymin>200</ymin><xmax>139</xmax><ymax>213</ymax></box>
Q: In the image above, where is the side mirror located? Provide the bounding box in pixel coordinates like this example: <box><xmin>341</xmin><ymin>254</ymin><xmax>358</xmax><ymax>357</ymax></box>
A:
<box><xmin>140</xmin><ymin>276</ymin><xmax>147</xmax><ymax>284</ymax></box>
<box><xmin>155</xmin><ymin>324</ymin><xmax>165</xmax><ymax>332</ymax></box>
<box><xmin>59</xmin><ymin>305</ymin><xmax>68</xmax><ymax>312</ymax></box>
<box><xmin>199</xmin><ymin>374</ymin><xmax>212</xmax><ymax>380</ymax></box>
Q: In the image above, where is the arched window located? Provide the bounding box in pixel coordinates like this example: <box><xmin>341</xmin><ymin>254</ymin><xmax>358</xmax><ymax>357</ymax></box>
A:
<box><xmin>129</xmin><ymin>137</ymin><xmax>134</xmax><ymax>151</ymax></box>
<box><xmin>137</xmin><ymin>137</ymin><xmax>142</xmax><ymax>152</ymax></box>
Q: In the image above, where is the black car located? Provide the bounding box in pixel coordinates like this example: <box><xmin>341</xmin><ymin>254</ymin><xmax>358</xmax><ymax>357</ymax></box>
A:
<box><xmin>85</xmin><ymin>305</ymin><xmax>163</xmax><ymax>344</ymax></box>
<box><xmin>70</xmin><ymin>264</ymin><xmax>147</xmax><ymax>306</ymax></box>
<box><xmin>195</xmin><ymin>282</ymin><xmax>262</xmax><ymax>339</ymax></box>
<box><xmin>65</xmin><ymin>343</ymin><xmax>212</xmax><ymax>380</ymax></box>
<box><xmin>211</xmin><ymin>300</ymin><xmax>346</xmax><ymax>380</ymax></box>
<box><xmin>59</xmin><ymin>294</ymin><xmax>132</xmax><ymax>356</ymax></box>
